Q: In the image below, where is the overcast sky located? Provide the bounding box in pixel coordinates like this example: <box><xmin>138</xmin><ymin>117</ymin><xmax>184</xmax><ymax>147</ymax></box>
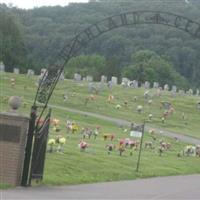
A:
<box><xmin>0</xmin><ymin>0</ymin><xmax>89</xmax><ymax>9</ymax></box>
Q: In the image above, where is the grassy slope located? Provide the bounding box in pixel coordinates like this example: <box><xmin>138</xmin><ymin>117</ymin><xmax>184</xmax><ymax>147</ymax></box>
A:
<box><xmin>0</xmin><ymin>73</ymin><xmax>200</xmax><ymax>186</ymax></box>
<box><xmin>1</xmin><ymin>73</ymin><xmax>200</xmax><ymax>138</ymax></box>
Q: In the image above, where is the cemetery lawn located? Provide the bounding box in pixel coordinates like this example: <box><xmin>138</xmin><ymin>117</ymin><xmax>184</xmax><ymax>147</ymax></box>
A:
<box><xmin>0</xmin><ymin>73</ymin><xmax>200</xmax><ymax>186</ymax></box>
<box><xmin>1</xmin><ymin>73</ymin><xmax>200</xmax><ymax>139</ymax></box>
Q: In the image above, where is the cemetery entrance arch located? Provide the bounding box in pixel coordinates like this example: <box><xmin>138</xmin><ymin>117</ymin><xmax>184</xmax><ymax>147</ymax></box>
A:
<box><xmin>21</xmin><ymin>10</ymin><xmax>200</xmax><ymax>186</ymax></box>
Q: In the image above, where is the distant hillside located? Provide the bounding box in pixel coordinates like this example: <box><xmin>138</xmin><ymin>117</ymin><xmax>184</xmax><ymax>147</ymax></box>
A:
<box><xmin>1</xmin><ymin>0</ymin><xmax>200</xmax><ymax>87</ymax></box>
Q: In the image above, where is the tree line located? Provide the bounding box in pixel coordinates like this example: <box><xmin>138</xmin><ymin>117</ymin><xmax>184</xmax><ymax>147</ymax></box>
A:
<box><xmin>0</xmin><ymin>0</ymin><xmax>200</xmax><ymax>88</ymax></box>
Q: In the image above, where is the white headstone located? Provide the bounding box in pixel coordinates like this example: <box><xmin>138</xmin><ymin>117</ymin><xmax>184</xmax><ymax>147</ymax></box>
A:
<box><xmin>188</xmin><ymin>89</ymin><xmax>193</xmax><ymax>96</ymax></box>
<box><xmin>122</xmin><ymin>77</ymin><xmax>129</xmax><ymax>83</ymax></box>
<box><xmin>27</xmin><ymin>69</ymin><xmax>35</xmax><ymax>77</ymax></box>
<box><xmin>86</xmin><ymin>75</ymin><xmax>93</xmax><ymax>82</ymax></box>
<box><xmin>144</xmin><ymin>81</ymin><xmax>150</xmax><ymax>89</ymax></box>
<box><xmin>89</xmin><ymin>82</ymin><xmax>97</xmax><ymax>93</ymax></box>
<box><xmin>101</xmin><ymin>75</ymin><xmax>107</xmax><ymax>83</ymax></box>
<box><xmin>13</xmin><ymin>68</ymin><xmax>19</xmax><ymax>74</ymax></box>
<box><xmin>164</xmin><ymin>84</ymin><xmax>169</xmax><ymax>91</ymax></box>
<box><xmin>130</xmin><ymin>80</ymin><xmax>138</xmax><ymax>88</ymax></box>
<box><xmin>153</xmin><ymin>82</ymin><xmax>159</xmax><ymax>89</ymax></box>
<box><xmin>111</xmin><ymin>76</ymin><xmax>118</xmax><ymax>85</ymax></box>
<box><xmin>59</xmin><ymin>72</ymin><xmax>65</xmax><ymax>81</ymax></box>
<box><xmin>0</xmin><ymin>61</ymin><xmax>5</xmax><ymax>72</ymax></box>
<box><xmin>40</xmin><ymin>68</ymin><xmax>47</xmax><ymax>76</ymax></box>
<box><xmin>171</xmin><ymin>85</ymin><xmax>177</xmax><ymax>93</ymax></box>
<box><xmin>121</xmin><ymin>77</ymin><xmax>129</xmax><ymax>87</ymax></box>
<box><xmin>74</xmin><ymin>73</ymin><xmax>81</xmax><ymax>81</ymax></box>
<box><xmin>196</xmin><ymin>89</ymin><xmax>199</xmax><ymax>96</ymax></box>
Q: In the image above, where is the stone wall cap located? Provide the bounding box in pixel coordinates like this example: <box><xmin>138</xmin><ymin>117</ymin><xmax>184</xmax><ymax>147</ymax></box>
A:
<box><xmin>0</xmin><ymin>112</ymin><xmax>29</xmax><ymax>121</ymax></box>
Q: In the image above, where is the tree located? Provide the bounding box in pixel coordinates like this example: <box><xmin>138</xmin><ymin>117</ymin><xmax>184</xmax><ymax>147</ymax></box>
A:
<box><xmin>65</xmin><ymin>54</ymin><xmax>106</xmax><ymax>80</ymax></box>
<box><xmin>122</xmin><ymin>50</ymin><xmax>189</xmax><ymax>88</ymax></box>
<box><xmin>0</xmin><ymin>8</ymin><xmax>26</xmax><ymax>72</ymax></box>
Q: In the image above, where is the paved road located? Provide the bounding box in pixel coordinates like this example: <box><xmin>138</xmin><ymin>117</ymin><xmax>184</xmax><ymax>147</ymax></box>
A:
<box><xmin>49</xmin><ymin>104</ymin><xmax>200</xmax><ymax>145</ymax></box>
<box><xmin>2</xmin><ymin>175</ymin><xmax>200</xmax><ymax>199</ymax></box>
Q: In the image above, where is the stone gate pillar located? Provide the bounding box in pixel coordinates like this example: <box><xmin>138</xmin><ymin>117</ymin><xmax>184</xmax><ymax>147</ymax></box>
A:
<box><xmin>0</xmin><ymin>96</ymin><xmax>29</xmax><ymax>186</ymax></box>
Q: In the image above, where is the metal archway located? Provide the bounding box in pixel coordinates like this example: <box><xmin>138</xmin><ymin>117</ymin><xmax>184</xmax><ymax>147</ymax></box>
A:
<box><xmin>35</xmin><ymin>10</ymin><xmax>200</xmax><ymax>114</ymax></box>
<box><xmin>21</xmin><ymin>10</ymin><xmax>200</xmax><ymax>186</ymax></box>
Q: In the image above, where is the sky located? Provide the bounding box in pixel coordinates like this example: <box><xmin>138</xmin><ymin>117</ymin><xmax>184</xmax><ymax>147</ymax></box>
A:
<box><xmin>0</xmin><ymin>0</ymin><xmax>89</xmax><ymax>9</ymax></box>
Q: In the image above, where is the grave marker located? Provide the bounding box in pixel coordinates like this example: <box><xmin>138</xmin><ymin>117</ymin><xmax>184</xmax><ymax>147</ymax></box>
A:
<box><xmin>13</xmin><ymin>68</ymin><xmax>19</xmax><ymax>74</ymax></box>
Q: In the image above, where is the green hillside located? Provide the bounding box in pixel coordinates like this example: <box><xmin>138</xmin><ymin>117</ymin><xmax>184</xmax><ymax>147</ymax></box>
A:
<box><xmin>0</xmin><ymin>72</ymin><xmax>200</xmax><ymax>186</ymax></box>
<box><xmin>1</xmin><ymin>0</ymin><xmax>200</xmax><ymax>87</ymax></box>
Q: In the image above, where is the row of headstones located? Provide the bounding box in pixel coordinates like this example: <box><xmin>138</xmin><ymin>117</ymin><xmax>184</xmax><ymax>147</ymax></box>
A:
<box><xmin>74</xmin><ymin>73</ymin><xmax>111</xmax><ymax>83</ymax></box>
<box><xmin>74</xmin><ymin>73</ymin><xmax>200</xmax><ymax>96</ymax></box>
<box><xmin>0</xmin><ymin>62</ymin><xmax>35</xmax><ymax>76</ymax></box>
<box><xmin>1</xmin><ymin>62</ymin><xmax>199</xmax><ymax>96</ymax></box>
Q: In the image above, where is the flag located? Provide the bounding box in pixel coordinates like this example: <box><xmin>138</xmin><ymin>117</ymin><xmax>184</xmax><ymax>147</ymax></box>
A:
<box><xmin>130</xmin><ymin>124</ymin><xmax>144</xmax><ymax>138</ymax></box>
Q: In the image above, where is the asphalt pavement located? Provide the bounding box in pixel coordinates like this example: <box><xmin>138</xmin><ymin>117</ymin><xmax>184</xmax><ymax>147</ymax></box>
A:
<box><xmin>2</xmin><ymin>174</ymin><xmax>200</xmax><ymax>199</ymax></box>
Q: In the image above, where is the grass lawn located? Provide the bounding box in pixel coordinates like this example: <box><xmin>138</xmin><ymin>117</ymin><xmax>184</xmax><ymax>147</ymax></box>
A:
<box><xmin>1</xmin><ymin>72</ymin><xmax>200</xmax><ymax>138</ymax></box>
<box><xmin>0</xmin><ymin>72</ymin><xmax>200</xmax><ymax>186</ymax></box>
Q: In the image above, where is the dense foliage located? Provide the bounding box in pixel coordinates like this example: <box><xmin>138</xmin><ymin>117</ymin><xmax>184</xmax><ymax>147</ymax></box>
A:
<box><xmin>1</xmin><ymin>0</ymin><xmax>200</xmax><ymax>88</ymax></box>
<box><xmin>0</xmin><ymin>8</ymin><xmax>27</xmax><ymax>72</ymax></box>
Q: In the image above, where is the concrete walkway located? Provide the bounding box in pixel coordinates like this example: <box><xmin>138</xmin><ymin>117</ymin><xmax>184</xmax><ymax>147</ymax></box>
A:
<box><xmin>49</xmin><ymin>104</ymin><xmax>200</xmax><ymax>145</ymax></box>
<box><xmin>2</xmin><ymin>174</ymin><xmax>200</xmax><ymax>199</ymax></box>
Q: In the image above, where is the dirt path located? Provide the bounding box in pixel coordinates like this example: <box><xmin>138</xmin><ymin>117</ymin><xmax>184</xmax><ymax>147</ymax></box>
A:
<box><xmin>49</xmin><ymin>104</ymin><xmax>200</xmax><ymax>145</ymax></box>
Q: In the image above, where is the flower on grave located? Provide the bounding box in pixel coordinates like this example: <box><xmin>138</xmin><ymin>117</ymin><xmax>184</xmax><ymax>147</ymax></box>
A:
<box><xmin>52</xmin><ymin>118</ymin><xmax>60</xmax><ymax>126</ymax></box>
<box><xmin>148</xmin><ymin>113</ymin><xmax>153</xmax><ymax>120</ymax></box>
<box><xmin>137</xmin><ymin>105</ymin><xmax>143</xmax><ymax>113</ymax></box>
<box><xmin>148</xmin><ymin>129</ymin><xmax>155</xmax><ymax>134</ymax></box>
<box><xmin>124</xmin><ymin>129</ymin><xmax>128</xmax><ymax>133</ymax></box>
<box><xmin>115</xmin><ymin>104</ymin><xmax>121</xmax><ymax>109</ymax></box>
<box><xmin>59</xmin><ymin>137</ymin><xmax>66</xmax><ymax>144</ymax></box>
<box><xmin>148</xmin><ymin>100</ymin><xmax>153</xmax><ymax>105</ymax></box>
<box><xmin>144</xmin><ymin>91</ymin><xmax>149</xmax><ymax>99</ymax></box>
<box><xmin>108</xmin><ymin>95</ymin><xmax>114</xmax><ymax>103</ymax></box>
<box><xmin>48</xmin><ymin>138</ymin><xmax>56</xmax><ymax>145</ymax></box>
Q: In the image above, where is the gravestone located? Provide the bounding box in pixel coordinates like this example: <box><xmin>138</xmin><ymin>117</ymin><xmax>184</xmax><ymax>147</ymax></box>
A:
<box><xmin>59</xmin><ymin>72</ymin><xmax>65</xmax><ymax>81</ymax></box>
<box><xmin>122</xmin><ymin>77</ymin><xmax>129</xmax><ymax>84</ymax></box>
<box><xmin>188</xmin><ymin>89</ymin><xmax>193</xmax><ymax>96</ymax></box>
<box><xmin>13</xmin><ymin>68</ymin><xmax>19</xmax><ymax>74</ymax></box>
<box><xmin>164</xmin><ymin>84</ymin><xmax>169</xmax><ymax>91</ymax></box>
<box><xmin>89</xmin><ymin>82</ymin><xmax>101</xmax><ymax>93</ymax></box>
<box><xmin>196</xmin><ymin>89</ymin><xmax>199</xmax><ymax>96</ymax></box>
<box><xmin>172</xmin><ymin>85</ymin><xmax>177</xmax><ymax>93</ymax></box>
<box><xmin>27</xmin><ymin>69</ymin><xmax>35</xmax><ymax>77</ymax></box>
<box><xmin>74</xmin><ymin>73</ymin><xmax>81</xmax><ymax>81</ymax></box>
<box><xmin>153</xmin><ymin>82</ymin><xmax>159</xmax><ymax>89</ymax></box>
<box><xmin>40</xmin><ymin>68</ymin><xmax>47</xmax><ymax>76</ymax></box>
<box><xmin>144</xmin><ymin>81</ymin><xmax>150</xmax><ymax>89</ymax></box>
<box><xmin>111</xmin><ymin>76</ymin><xmax>118</xmax><ymax>85</ymax></box>
<box><xmin>121</xmin><ymin>77</ymin><xmax>129</xmax><ymax>87</ymax></box>
<box><xmin>0</xmin><ymin>61</ymin><xmax>5</xmax><ymax>72</ymax></box>
<box><xmin>101</xmin><ymin>75</ymin><xmax>107</xmax><ymax>83</ymax></box>
<box><xmin>131</xmin><ymin>80</ymin><xmax>138</xmax><ymax>88</ymax></box>
<box><xmin>86</xmin><ymin>75</ymin><xmax>93</xmax><ymax>82</ymax></box>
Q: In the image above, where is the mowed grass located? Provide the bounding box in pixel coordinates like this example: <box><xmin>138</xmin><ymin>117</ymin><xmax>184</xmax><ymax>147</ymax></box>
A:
<box><xmin>40</xmin><ymin>109</ymin><xmax>200</xmax><ymax>185</ymax></box>
<box><xmin>0</xmin><ymin>72</ymin><xmax>200</xmax><ymax>186</ymax></box>
<box><xmin>1</xmin><ymin>72</ymin><xmax>200</xmax><ymax>138</ymax></box>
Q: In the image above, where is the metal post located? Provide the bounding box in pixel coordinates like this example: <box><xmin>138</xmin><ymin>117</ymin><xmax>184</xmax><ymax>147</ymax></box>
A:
<box><xmin>21</xmin><ymin>106</ymin><xmax>37</xmax><ymax>186</ymax></box>
<box><xmin>136</xmin><ymin>122</ymin><xmax>145</xmax><ymax>172</ymax></box>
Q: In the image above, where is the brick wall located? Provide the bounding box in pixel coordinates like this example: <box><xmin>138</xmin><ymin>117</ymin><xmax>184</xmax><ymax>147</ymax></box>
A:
<box><xmin>0</xmin><ymin>113</ymin><xmax>29</xmax><ymax>186</ymax></box>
